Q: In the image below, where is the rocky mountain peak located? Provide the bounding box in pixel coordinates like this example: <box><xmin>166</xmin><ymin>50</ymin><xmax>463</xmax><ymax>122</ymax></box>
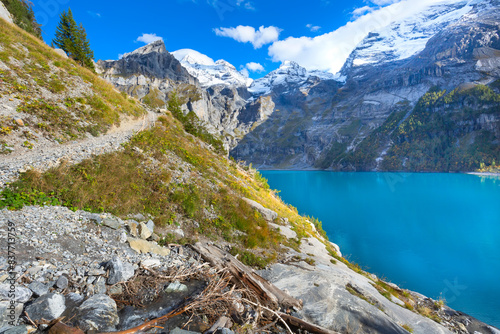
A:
<box><xmin>121</xmin><ymin>40</ymin><xmax>167</xmax><ymax>59</ymax></box>
<box><xmin>249</xmin><ymin>60</ymin><xmax>335</xmax><ymax>95</ymax></box>
<box><xmin>172</xmin><ymin>48</ymin><xmax>251</xmax><ymax>88</ymax></box>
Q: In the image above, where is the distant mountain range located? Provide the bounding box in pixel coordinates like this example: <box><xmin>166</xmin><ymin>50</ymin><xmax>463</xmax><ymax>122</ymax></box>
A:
<box><xmin>97</xmin><ymin>0</ymin><xmax>500</xmax><ymax>172</ymax></box>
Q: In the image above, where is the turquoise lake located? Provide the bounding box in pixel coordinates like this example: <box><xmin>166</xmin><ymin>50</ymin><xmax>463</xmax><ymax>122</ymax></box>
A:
<box><xmin>260</xmin><ymin>171</ymin><xmax>500</xmax><ymax>328</ymax></box>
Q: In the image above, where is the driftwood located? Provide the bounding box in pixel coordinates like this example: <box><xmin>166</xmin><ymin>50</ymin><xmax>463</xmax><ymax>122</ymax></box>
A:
<box><xmin>192</xmin><ymin>242</ymin><xmax>303</xmax><ymax>311</ymax></box>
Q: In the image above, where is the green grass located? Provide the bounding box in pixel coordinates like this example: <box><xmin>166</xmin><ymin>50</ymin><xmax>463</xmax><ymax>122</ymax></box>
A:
<box><xmin>0</xmin><ymin>17</ymin><xmax>145</xmax><ymax>141</ymax></box>
<box><xmin>3</xmin><ymin>116</ymin><xmax>284</xmax><ymax>253</ymax></box>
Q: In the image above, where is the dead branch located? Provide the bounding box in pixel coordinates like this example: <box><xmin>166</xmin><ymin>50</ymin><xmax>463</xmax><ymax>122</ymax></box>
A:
<box><xmin>191</xmin><ymin>242</ymin><xmax>302</xmax><ymax>311</ymax></box>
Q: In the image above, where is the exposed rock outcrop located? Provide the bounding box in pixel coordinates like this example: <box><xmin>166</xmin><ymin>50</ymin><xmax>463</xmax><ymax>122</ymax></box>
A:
<box><xmin>0</xmin><ymin>2</ymin><xmax>13</xmax><ymax>24</ymax></box>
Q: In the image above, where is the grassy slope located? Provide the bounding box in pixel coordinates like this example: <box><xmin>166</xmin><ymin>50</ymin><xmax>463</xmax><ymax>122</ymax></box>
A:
<box><xmin>0</xmin><ymin>17</ymin><xmax>328</xmax><ymax>267</ymax></box>
<box><xmin>0</xmin><ymin>17</ymin><xmax>144</xmax><ymax>148</ymax></box>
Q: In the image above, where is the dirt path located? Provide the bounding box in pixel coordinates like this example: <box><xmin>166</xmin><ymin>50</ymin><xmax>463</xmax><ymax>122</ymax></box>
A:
<box><xmin>0</xmin><ymin>111</ymin><xmax>159</xmax><ymax>188</ymax></box>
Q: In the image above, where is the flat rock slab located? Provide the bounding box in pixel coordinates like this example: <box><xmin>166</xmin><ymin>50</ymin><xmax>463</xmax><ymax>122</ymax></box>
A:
<box><xmin>259</xmin><ymin>263</ymin><xmax>453</xmax><ymax>334</ymax></box>
<box><xmin>127</xmin><ymin>237</ymin><xmax>170</xmax><ymax>256</ymax></box>
<box><xmin>243</xmin><ymin>198</ymin><xmax>278</xmax><ymax>222</ymax></box>
<box><xmin>268</xmin><ymin>223</ymin><xmax>297</xmax><ymax>239</ymax></box>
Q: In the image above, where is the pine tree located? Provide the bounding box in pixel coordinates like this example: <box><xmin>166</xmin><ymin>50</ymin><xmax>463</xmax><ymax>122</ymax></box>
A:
<box><xmin>74</xmin><ymin>23</ymin><xmax>95</xmax><ymax>71</ymax></box>
<box><xmin>52</xmin><ymin>8</ymin><xmax>78</xmax><ymax>58</ymax></box>
<box><xmin>52</xmin><ymin>8</ymin><xmax>94</xmax><ymax>71</ymax></box>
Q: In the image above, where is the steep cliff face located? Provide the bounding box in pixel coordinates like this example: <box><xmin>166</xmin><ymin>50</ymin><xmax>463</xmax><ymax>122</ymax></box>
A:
<box><xmin>232</xmin><ymin>0</ymin><xmax>500</xmax><ymax>171</ymax></box>
<box><xmin>96</xmin><ymin>40</ymin><xmax>198</xmax><ymax>102</ymax></box>
<box><xmin>96</xmin><ymin>42</ymin><xmax>274</xmax><ymax>151</ymax></box>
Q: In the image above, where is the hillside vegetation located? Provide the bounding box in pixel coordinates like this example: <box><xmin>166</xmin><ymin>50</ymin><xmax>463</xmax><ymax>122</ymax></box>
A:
<box><xmin>0</xmin><ymin>0</ymin><xmax>41</xmax><ymax>39</ymax></box>
<box><xmin>330</xmin><ymin>85</ymin><xmax>500</xmax><ymax>172</ymax></box>
<box><xmin>0</xmin><ymin>17</ymin><xmax>144</xmax><ymax>153</ymax></box>
<box><xmin>0</xmin><ymin>16</ymin><xmax>328</xmax><ymax>267</ymax></box>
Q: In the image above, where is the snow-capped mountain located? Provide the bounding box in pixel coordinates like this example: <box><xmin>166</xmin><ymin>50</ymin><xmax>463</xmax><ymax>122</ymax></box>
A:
<box><xmin>172</xmin><ymin>49</ymin><xmax>252</xmax><ymax>88</ymax></box>
<box><xmin>344</xmin><ymin>0</ymin><xmax>477</xmax><ymax>70</ymax></box>
<box><xmin>249</xmin><ymin>61</ymin><xmax>335</xmax><ymax>95</ymax></box>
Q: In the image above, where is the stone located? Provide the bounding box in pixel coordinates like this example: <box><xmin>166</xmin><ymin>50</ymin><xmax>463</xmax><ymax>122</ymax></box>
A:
<box><xmin>102</xmin><ymin>217</ymin><xmax>122</xmax><ymax>230</ymax></box>
<box><xmin>3</xmin><ymin>325</ymin><xmax>28</xmax><ymax>334</ymax></box>
<box><xmin>53</xmin><ymin>49</ymin><xmax>68</xmax><ymax>59</ymax></box>
<box><xmin>127</xmin><ymin>221</ymin><xmax>138</xmax><ymax>237</ymax></box>
<box><xmin>25</xmin><ymin>293</ymin><xmax>65</xmax><ymax>322</ymax></box>
<box><xmin>138</xmin><ymin>222</ymin><xmax>152</xmax><ymax>240</ymax></box>
<box><xmin>165</xmin><ymin>281</ymin><xmax>188</xmax><ymax>293</ymax></box>
<box><xmin>0</xmin><ymin>2</ymin><xmax>14</xmax><ymax>24</ymax></box>
<box><xmin>74</xmin><ymin>294</ymin><xmax>119</xmax><ymax>332</ymax></box>
<box><xmin>0</xmin><ymin>284</ymin><xmax>32</xmax><ymax>303</ymax></box>
<box><xmin>106</xmin><ymin>257</ymin><xmax>135</xmax><ymax>285</ymax></box>
<box><xmin>140</xmin><ymin>259</ymin><xmax>161</xmax><ymax>268</ymax></box>
<box><xmin>0</xmin><ymin>301</ymin><xmax>23</xmax><ymax>329</ymax></box>
<box><xmin>119</xmin><ymin>232</ymin><xmax>128</xmax><ymax>243</ymax></box>
<box><xmin>13</xmin><ymin>119</ymin><xmax>23</xmax><ymax>127</ymax></box>
<box><xmin>55</xmin><ymin>276</ymin><xmax>68</xmax><ymax>289</ymax></box>
<box><xmin>242</xmin><ymin>198</ymin><xmax>278</xmax><ymax>221</ymax></box>
<box><xmin>127</xmin><ymin>238</ymin><xmax>170</xmax><ymax>256</ymax></box>
<box><xmin>146</xmin><ymin>219</ymin><xmax>155</xmax><ymax>232</ymax></box>
<box><xmin>62</xmin><ymin>293</ymin><xmax>84</xmax><ymax>316</ymax></box>
<box><xmin>27</xmin><ymin>281</ymin><xmax>50</xmax><ymax>297</ymax></box>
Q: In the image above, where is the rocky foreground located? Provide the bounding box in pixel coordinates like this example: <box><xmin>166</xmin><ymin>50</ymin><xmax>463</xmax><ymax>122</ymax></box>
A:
<box><xmin>1</xmin><ymin>203</ymin><xmax>498</xmax><ymax>334</ymax></box>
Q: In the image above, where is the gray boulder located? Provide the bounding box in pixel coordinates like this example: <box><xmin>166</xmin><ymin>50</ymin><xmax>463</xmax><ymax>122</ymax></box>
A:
<box><xmin>74</xmin><ymin>294</ymin><xmax>119</xmax><ymax>332</ymax></box>
<box><xmin>53</xmin><ymin>49</ymin><xmax>68</xmax><ymax>59</ymax></box>
<box><xmin>102</xmin><ymin>217</ymin><xmax>123</xmax><ymax>230</ymax></box>
<box><xmin>27</xmin><ymin>281</ymin><xmax>50</xmax><ymax>297</ymax></box>
<box><xmin>55</xmin><ymin>276</ymin><xmax>68</xmax><ymax>290</ymax></box>
<box><xmin>25</xmin><ymin>293</ymin><xmax>65</xmax><ymax>322</ymax></box>
<box><xmin>242</xmin><ymin>198</ymin><xmax>278</xmax><ymax>221</ymax></box>
<box><xmin>0</xmin><ymin>284</ymin><xmax>32</xmax><ymax>303</ymax></box>
<box><xmin>106</xmin><ymin>257</ymin><xmax>135</xmax><ymax>285</ymax></box>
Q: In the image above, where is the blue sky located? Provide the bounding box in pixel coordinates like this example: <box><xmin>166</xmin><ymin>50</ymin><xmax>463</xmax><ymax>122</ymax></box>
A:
<box><xmin>32</xmin><ymin>0</ymin><xmax>426</xmax><ymax>78</ymax></box>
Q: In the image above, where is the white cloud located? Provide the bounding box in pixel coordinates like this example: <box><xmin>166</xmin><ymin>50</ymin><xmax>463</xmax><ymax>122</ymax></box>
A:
<box><xmin>214</xmin><ymin>25</ymin><xmax>282</xmax><ymax>49</ymax></box>
<box><xmin>245</xmin><ymin>62</ymin><xmax>265</xmax><ymax>72</ymax></box>
<box><xmin>268</xmin><ymin>0</ymin><xmax>445</xmax><ymax>74</ymax></box>
<box><xmin>118</xmin><ymin>53</ymin><xmax>124</xmax><ymax>59</ymax></box>
<box><xmin>351</xmin><ymin>6</ymin><xmax>374</xmax><ymax>17</ymax></box>
<box><xmin>136</xmin><ymin>33</ymin><xmax>164</xmax><ymax>44</ymax></box>
<box><xmin>369</xmin><ymin>0</ymin><xmax>401</xmax><ymax>6</ymax></box>
<box><xmin>306</xmin><ymin>24</ymin><xmax>321</xmax><ymax>32</ymax></box>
